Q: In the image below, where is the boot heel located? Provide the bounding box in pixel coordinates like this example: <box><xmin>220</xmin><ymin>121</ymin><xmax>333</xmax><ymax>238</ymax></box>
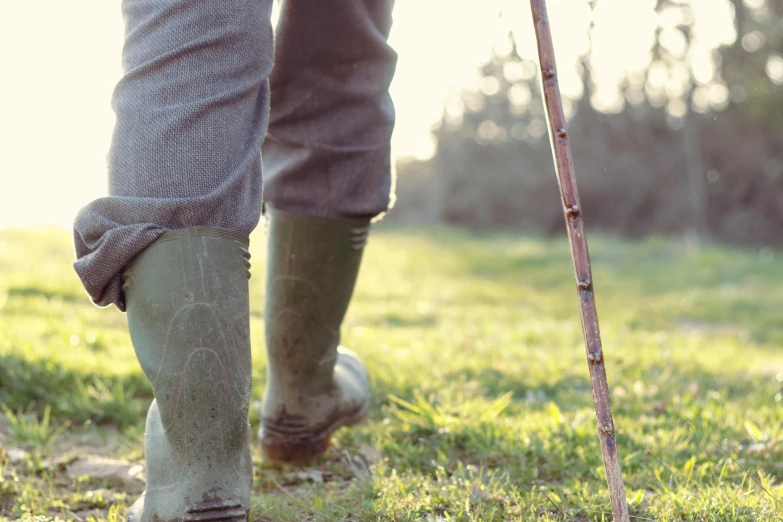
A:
<box><xmin>260</xmin><ymin>401</ymin><xmax>369</xmax><ymax>465</ymax></box>
<box><xmin>260</xmin><ymin>435</ymin><xmax>334</xmax><ymax>466</ymax></box>
<box><xmin>184</xmin><ymin>500</ymin><xmax>248</xmax><ymax>522</ymax></box>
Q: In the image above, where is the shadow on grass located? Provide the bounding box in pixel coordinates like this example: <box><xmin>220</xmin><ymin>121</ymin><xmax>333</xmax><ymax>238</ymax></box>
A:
<box><xmin>364</xmin><ymin>312</ymin><xmax>439</xmax><ymax>328</ymax></box>
<box><xmin>0</xmin><ymin>353</ymin><xmax>150</xmax><ymax>430</ymax></box>
<box><xmin>456</xmin><ymin>236</ymin><xmax>783</xmax><ymax>347</ymax></box>
<box><xmin>366</xmin><ymin>361</ymin><xmax>783</xmax><ymax>483</ymax></box>
<box><xmin>7</xmin><ymin>286</ymin><xmax>83</xmax><ymax>303</ymax></box>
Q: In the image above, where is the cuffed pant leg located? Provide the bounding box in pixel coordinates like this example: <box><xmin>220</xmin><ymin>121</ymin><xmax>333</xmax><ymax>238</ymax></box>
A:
<box><xmin>73</xmin><ymin>0</ymin><xmax>274</xmax><ymax>310</ymax></box>
<box><xmin>262</xmin><ymin>0</ymin><xmax>397</xmax><ymax>219</ymax></box>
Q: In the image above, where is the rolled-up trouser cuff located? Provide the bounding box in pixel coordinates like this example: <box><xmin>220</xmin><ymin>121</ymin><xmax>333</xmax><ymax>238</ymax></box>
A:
<box><xmin>73</xmin><ymin>192</ymin><xmax>261</xmax><ymax>311</ymax></box>
<box><xmin>73</xmin><ymin>222</ymin><xmax>164</xmax><ymax>311</ymax></box>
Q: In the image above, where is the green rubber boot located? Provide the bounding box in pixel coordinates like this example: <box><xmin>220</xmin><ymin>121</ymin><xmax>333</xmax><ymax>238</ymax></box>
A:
<box><xmin>259</xmin><ymin>207</ymin><xmax>371</xmax><ymax>465</ymax></box>
<box><xmin>123</xmin><ymin>228</ymin><xmax>253</xmax><ymax>522</ymax></box>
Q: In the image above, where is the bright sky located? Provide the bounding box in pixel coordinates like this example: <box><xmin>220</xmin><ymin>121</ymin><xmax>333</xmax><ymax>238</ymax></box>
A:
<box><xmin>0</xmin><ymin>1</ymin><xmax>735</xmax><ymax>229</ymax></box>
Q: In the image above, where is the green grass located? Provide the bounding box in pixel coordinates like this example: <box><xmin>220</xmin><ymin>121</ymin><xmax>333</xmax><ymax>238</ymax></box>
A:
<box><xmin>1</xmin><ymin>225</ymin><xmax>783</xmax><ymax>520</ymax></box>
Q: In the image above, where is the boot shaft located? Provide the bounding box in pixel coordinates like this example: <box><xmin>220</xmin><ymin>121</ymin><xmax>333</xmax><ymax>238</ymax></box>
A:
<box><xmin>123</xmin><ymin>227</ymin><xmax>253</xmax><ymax>437</ymax></box>
<box><xmin>263</xmin><ymin>208</ymin><xmax>370</xmax><ymax>406</ymax></box>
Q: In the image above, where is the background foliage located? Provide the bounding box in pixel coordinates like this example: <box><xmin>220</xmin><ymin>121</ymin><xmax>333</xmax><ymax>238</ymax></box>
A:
<box><xmin>394</xmin><ymin>0</ymin><xmax>783</xmax><ymax>247</ymax></box>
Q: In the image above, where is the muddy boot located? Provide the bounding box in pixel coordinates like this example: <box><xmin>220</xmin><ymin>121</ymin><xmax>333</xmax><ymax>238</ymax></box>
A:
<box><xmin>259</xmin><ymin>207</ymin><xmax>371</xmax><ymax>465</ymax></box>
<box><xmin>123</xmin><ymin>228</ymin><xmax>254</xmax><ymax>522</ymax></box>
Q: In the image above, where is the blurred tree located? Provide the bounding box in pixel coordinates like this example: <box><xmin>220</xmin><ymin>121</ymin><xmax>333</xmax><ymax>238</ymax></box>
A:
<box><xmin>392</xmin><ymin>0</ymin><xmax>783</xmax><ymax>248</ymax></box>
<box><xmin>432</xmin><ymin>35</ymin><xmax>559</xmax><ymax>231</ymax></box>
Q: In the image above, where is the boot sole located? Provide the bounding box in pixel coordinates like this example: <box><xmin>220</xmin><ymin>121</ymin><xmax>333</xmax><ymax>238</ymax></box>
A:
<box><xmin>127</xmin><ymin>494</ymin><xmax>248</xmax><ymax>522</ymax></box>
<box><xmin>260</xmin><ymin>402</ymin><xmax>369</xmax><ymax>466</ymax></box>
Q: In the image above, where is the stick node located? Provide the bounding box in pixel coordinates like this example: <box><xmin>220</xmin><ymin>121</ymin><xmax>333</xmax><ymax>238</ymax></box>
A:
<box><xmin>587</xmin><ymin>350</ymin><xmax>603</xmax><ymax>364</ymax></box>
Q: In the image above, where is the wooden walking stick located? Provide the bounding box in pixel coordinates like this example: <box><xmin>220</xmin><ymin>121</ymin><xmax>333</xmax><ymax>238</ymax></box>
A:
<box><xmin>529</xmin><ymin>1</ymin><xmax>630</xmax><ymax>520</ymax></box>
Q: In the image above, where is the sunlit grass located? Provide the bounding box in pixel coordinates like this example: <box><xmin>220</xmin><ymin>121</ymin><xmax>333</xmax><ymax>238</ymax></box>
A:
<box><xmin>1</xmin><ymin>226</ymin><xmax>782</xmax><ymax>520</ymax></box>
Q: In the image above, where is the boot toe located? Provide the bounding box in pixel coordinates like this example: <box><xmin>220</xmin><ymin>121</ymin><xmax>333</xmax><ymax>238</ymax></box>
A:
<box><xmin>126</xmin><ymin>493</ymin><xmax>144</xmax><ymax>522</ymax></box>
<box><xmin>335</xmin><ymin>346</ymin><xmax>370</xmax><ymax>401</ymax></box>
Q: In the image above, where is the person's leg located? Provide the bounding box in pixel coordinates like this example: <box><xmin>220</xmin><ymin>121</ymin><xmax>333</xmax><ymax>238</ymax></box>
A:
<box><xmin>73</xmin><ymin>0</ymin><xmax>272</xmax><ymax>311</ymax></box>
<box><xmin>259</xmin><ymin>0</ymin><xmax>397</xmax><ymax>464</ymax></box>
<box><xmin>72</xmin><ymin>1</ymin><xmax>274</xmax><ymax>520</ymax></box>
<box><xmin>262</xmin><ymin>0</ymin><xmax>397</xmax><ymax>219</ymax></box>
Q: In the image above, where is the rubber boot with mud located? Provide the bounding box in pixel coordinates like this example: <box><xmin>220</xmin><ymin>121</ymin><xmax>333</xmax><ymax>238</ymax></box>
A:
<box><xmin>123</xmin><ymin>228</ymin><xmax>254</xmax><ymax>522</ymax></box>
<box><xmin>259</xmin><ymin>206</ymin><xmax>371</xmax><ymax>465</ymax></box>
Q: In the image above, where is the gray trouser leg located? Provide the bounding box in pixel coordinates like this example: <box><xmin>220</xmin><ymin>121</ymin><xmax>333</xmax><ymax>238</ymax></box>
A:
<box><xmin>73</xmin><ymin>0</ymin><xmax>274</xmax><ymax>310</ymax></box>
<box><xmin>262</xmin><ymin>0</ymin><xmax>398</xmax><ymax>219</ymax></box>
<box><xmin>72</xmin><ymin>0</ymin><xmax>397</xmax><ymax>310</ymax></box>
